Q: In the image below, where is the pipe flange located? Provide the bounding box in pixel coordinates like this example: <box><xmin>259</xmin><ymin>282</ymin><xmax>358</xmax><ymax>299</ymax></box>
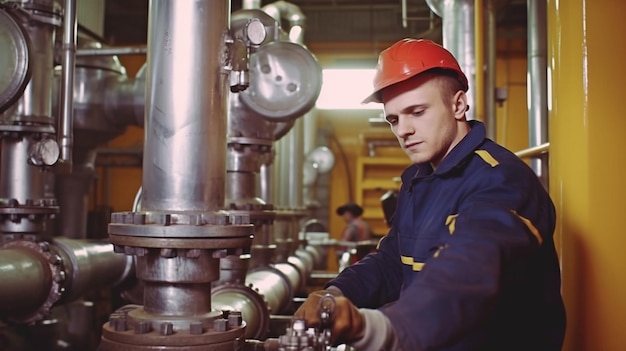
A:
<box><xmin>0</xmin><ymin>121</ymin><xmax>56</xmax><ymax>133</ymax></box>
<box><xmin>100</xmin><ymin>304</ymin><xmax>246</xmax><ymax>348</ymax></box>
<box><xmin>0</xmin><ymin>198</ymin><xmax>59</xmax><ymax>225</ymax></box>
<box><xmin>0</xmin><ymin>240</ymin><xmax>65</xmax><ymax>324</ymax></box>
<box><xmin>108</xmin><ymin>210</ymin><xmax>254</xmax><ymax>249</ymax></box>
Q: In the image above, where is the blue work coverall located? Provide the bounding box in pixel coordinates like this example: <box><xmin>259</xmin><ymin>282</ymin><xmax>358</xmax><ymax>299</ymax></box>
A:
<box><xmin>328</xmin><ymin>121</ymin><xmax>566</xmax><ymax>350</ymax></box>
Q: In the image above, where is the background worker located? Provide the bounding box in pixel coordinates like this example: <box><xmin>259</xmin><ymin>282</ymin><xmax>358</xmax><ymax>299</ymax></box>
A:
<box><xmin>336</xmin><ymin>202</ymin><xmax>373</xmax><ymax>244</ymax></box>
<box><xmin>294</xmin><ymin>38</ymin><xmax>566</xmax><ymax>350</ymax></box>
<box><xmin>335</xmin><ymin>202</ymin><xmax>374</xmax><ymax>270</ymax></box>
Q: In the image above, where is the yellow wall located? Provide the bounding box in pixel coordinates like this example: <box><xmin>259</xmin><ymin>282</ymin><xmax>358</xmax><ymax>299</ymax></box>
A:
<box><xmin>495</xmin><ymin>37</ymin><xmax>530</xmax><ymax>152</ymax></box>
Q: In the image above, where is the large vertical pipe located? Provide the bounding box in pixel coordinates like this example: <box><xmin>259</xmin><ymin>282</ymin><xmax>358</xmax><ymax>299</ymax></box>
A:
<box><xmin>276</xmin><ymin>119</ymin><xmax>304</xmax><ymax>208</ymax></box>
<box><xmin>527</xmin><ymin>0</ymin><xmax>548</xmax><ymax>186</ymax></box>
<box><xmin>262</xmin><ymin>1</ymin><xmax>306</xmax><ymax>209</ymax></box>
<box><xmin>141</xmin><ymin>0</ymin><xmax>229</xmax><ymax>212</ymax></box>
<box><xmin>425</xmin><ymin>0</ymin><xmax>476</xmax><ymax>121</ymax></box>
<box><xmin>548</xmin><ymin>1</ymin><xmax>626</xmax><ymax>350</ymax></box>
<box><xmin>0</xmin><ymin>2</ymin><xmax>58</xmax><ymax>208</ymax></box>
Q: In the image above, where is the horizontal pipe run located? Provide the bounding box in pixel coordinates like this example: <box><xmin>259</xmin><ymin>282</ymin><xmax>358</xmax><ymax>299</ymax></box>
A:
<box><xmin>515</xmin><ymin>142</ymin><xmax>550</xmax><ymax>159</ymax></box>
<box><xmin>76</xmin><ymin>46</ymin><xmax>147</xmax><ymax>56</ymax></box>
<box><xmin>0</xmin><ymin>247</ymin><xmax>52</xmax><ymax>319</ymax></box>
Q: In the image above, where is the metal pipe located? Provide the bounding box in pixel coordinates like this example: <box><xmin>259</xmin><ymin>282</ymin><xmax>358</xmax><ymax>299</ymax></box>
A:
<box><xmin>0</xmin><ymin>1</ymin><xmax>60</xmax><ymax>235</ymax></box>
<box><xmin>243</xmin><ymin>0</ymin><xmax>262</xmax><ymax>9</ymax></box>
<box><xmin>141</xmin><ymin>0</ymin><xmax>229</xmax><ymax>212</ymax></box>
<box><xmin>262</xmin><ymin>1</ymin><xmax>308</xmax><ymax>209</ymax></box>
<box><xmin>0</xmin><ymin>246</ymin><xmax>52</xmax><ymax>320</ymax></box>
<box><xmin>58</xmin><ymin>0</ymin><xmax>77</xmax><ymax>171</ymax></box>
<box><xmin>425</xmin><ymin>0</ymin><xmax>476</xmax><ymax>121</ymax></box>
<box><xmin>276</xmin><ymin>119</ymin><xmax>304</xmax><ymax>208</ymax></box>
<box><xmin>76</xmin><ymin>46</ymin><xmax>147</xmax><ymax>56</ymax></box>
<box><xmin>262</xmin><ymin>1</ymin><xmax>305</xmax><ymax>43</ymax></box>
<box><xmin>53</xmin><ymin>238</ymin><xmax>133</xmax><ymax>303</ymax></box>
<box><xmin>485</xmin><ymin>0</ymin><xmax>497</xmax><ymax>140</ymax></box>
<box><xmin>527</xmin><ymin>0</ymin><xmax>549</xmax><ymax>186</ymax></box>
<box><xmin>0</xmin><ymin>238</ymin><xmax>133</xmax><ymax>323</ymax></box>
<box><xmin>514</xmin><ymin>142</ymin><xmax>549</xmax><ymax>159</ymax></box>
<box><xmin>474</xmin><ymin>0</ymin><xmax>484</xmax><ymax>123</ymax></box>
<box><xmin>401</xmin><ymin>0</ymin><xmax>408</xmax><ymax>28</ymax></box>
<box><xmin>245</xmin><ymin>267</ymin><xmax>292</xmax><ymax>314</ymax></box>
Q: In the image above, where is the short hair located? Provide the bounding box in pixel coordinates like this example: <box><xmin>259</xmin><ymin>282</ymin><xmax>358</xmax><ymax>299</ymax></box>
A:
<box><xmin>420</xmin><ymin>68</ymin><xmax>467</xmax><ymax>102</ymax></box>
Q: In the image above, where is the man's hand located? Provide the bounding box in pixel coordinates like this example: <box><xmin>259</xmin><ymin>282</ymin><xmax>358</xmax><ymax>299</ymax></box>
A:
<box><xmin>294</xmin><ymin>289</ymin><xmax>365</xmax><ymax>346</ymax></box>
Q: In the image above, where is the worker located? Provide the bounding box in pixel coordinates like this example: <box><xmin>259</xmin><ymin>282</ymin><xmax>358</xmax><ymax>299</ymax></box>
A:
<box><xmin>294</xmin><ymin>38</ymin><xmax>566</xmax><ymax>350</ymax></box>
<box><xmin>336</xmin><ymin>202</ymin><xmax>373</xmax><ymax>244</ymax></box>
<box><xmin>335</xmin><ymin>202</ymin><xmax>374</xmax><ymax>270</ymax></box>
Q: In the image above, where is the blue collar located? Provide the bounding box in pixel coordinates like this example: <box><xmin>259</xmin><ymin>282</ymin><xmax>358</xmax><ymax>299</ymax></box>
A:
<box><xmin>405</xmin><ymin>120</ymin><xmax>487</xmax><ymax>181</ymax></box>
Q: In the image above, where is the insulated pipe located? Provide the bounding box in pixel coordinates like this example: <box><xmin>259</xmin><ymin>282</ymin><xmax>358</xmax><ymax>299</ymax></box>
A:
<box><xmin>58</xmin><ymin>0</ymin><xmax>77</xmax><ymax>172</ymax></box>
<box><xmin>141</xmin><ymin>0</ymin><xmax>229</xmax><ymax>212</ymax></box>
<box><xmin>275</xmin><ymin>119</ymin><xmax>304</xmax><ymax>208</ymax></box>
<box><xmin>0</xmin><ymin>246</ymin><xmax>52</xmax><ymax>320</ymax></box>
<box><xmin>425</xmin><ymin>0</ymin><xmax>476</xmax><ymax>121</ymax></box>
<box><xmin>53</xmin><ymin>238</ymin><xmax>133</xmax><ymax>303</ymax></box>
<box><xmin>0</xmin><ymin>238</ymin><xmax>133</xmax><ymax>323</ymax></box>
<box><xmin>245</xmin><ymin>266</ymin><xmax>294</xmax><ymax>314</ymax></box>
<box><xmin>262</xmin><ymin>1</ymin><xmax>307</xmax><ymax>209</ymax></box>
<box><xmin>527</xmin><ymin>0</ymin><xmax>549</xmax><ymax>186</ymax></box>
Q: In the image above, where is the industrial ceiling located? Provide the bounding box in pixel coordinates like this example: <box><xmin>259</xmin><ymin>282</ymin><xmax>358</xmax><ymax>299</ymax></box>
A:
<box><xmin>102</xmin><ymin>0</ymin><xmax>528</xmax><ymax>47</ymax></box>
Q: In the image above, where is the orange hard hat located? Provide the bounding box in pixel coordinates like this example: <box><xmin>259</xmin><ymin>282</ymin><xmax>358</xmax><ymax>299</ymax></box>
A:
<box><xmin>362</xmin><ymin>38</ymin><xmax>469</xmax><ymax>104</ymax></box>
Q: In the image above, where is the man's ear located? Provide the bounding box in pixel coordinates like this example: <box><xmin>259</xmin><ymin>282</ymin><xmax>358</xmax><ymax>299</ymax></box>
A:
<box><xmin>452</xmin><ymin>90</ymin><xmax>468</xmax><ymax>120</ymax></box>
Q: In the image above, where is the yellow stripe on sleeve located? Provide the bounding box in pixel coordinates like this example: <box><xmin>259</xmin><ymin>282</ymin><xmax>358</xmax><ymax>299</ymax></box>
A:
<box><xmin>511</xmin><ymin>210</ymin><xmax>543</xmax><ymax>245</ymax></box>
<box><xmin>400</xmin><ymin>255</ymin><xmax>425</xmax><ymax>271</ymax></box>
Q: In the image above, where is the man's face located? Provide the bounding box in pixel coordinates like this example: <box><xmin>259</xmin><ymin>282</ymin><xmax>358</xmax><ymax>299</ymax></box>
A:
<box><xmin>342</xmin><ymin>212</ymin><xmax>354</xmax><ymax>223</ymax></box>
<box><xmin>382</xmin><ymin>75</ymin><xmax>468</xmax><ymax>168</ymax></box>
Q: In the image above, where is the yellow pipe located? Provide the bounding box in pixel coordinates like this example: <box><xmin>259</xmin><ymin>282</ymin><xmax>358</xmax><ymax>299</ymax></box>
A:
<box><xmin>514</xmin><ymin>142</ymin><xmax>549</xmax><ymax>159</ymax></box>
<box><xmin>548</xmin><ymin>0</ymin><xmax>626</xmax><ymax>350</ymax></box>
<box><xmin>473</xmin><ymin>0</ymin><xmax>484</xmax><ymax>122</ymax></box>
